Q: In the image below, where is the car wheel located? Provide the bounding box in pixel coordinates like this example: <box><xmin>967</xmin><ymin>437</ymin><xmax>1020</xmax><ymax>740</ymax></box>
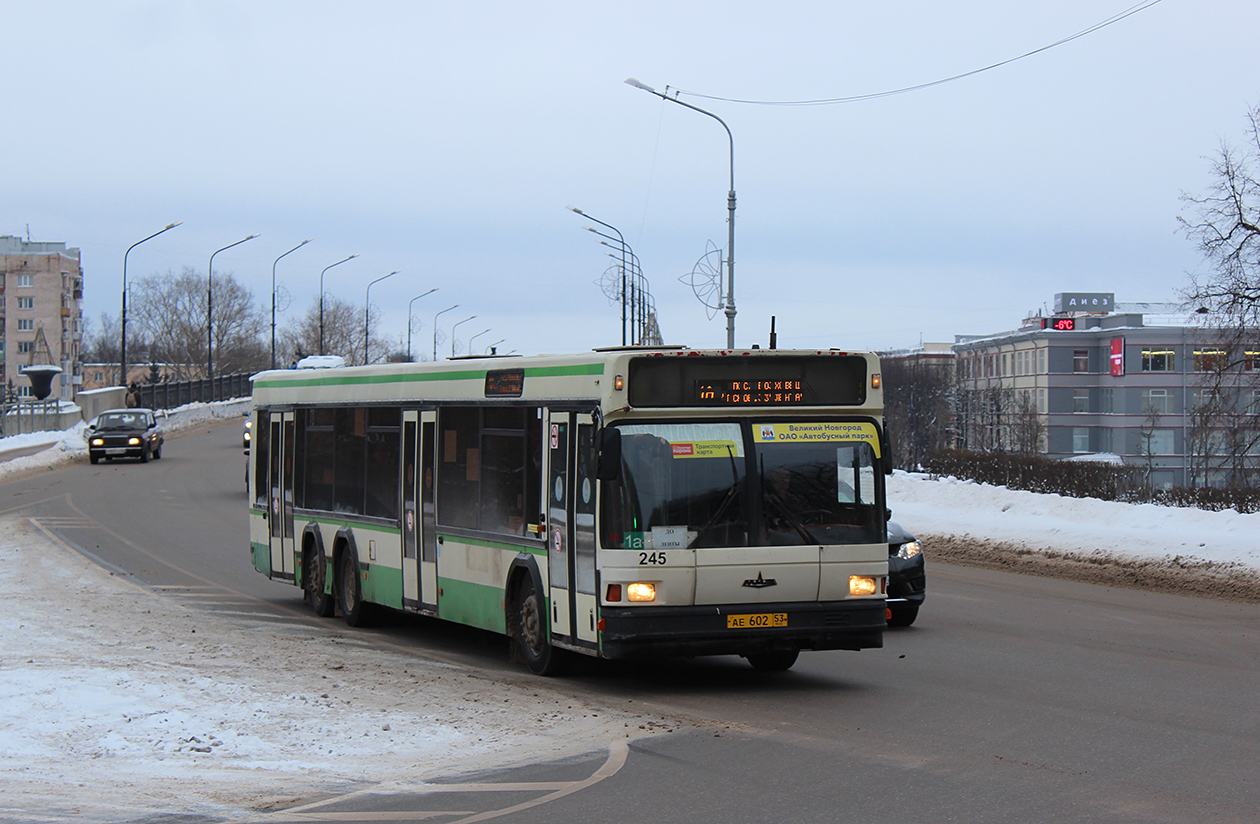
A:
<box><xmin>89</xmin><ymin>453</ymin><xmax>99</xmax><ymax>465</ymax></box>
<box><xmin>153</xmin><ymin>443</ymin><xmax>162</xmax><ymax>460</ymax></box>
<box><xmin>745</xmin><ymin>650</ymin><xmax>800</xmax><ymax>672</ymax></box>
<box><xmin>140</xmin><ymin>445</ymin><xmax>150</xmax><ymax>463</ymax></box>
<box><xmin>304</xmin><ymin>546</ymin><xmax>335</xmax><ymax>618</ymax></box>
<box><xmin>514</xmin><ymin>576</ymin><xmax>567</xmax><ymax>676</ymax></box>
<box><xmin>338</xmin><ymin>551</ymin><xmax>375</xmax><ymax>627</ymax></box>
<box><xmin>888</xmin><ymin>605</ymin><xmax>919</xmax><ymax>627</ymax></box>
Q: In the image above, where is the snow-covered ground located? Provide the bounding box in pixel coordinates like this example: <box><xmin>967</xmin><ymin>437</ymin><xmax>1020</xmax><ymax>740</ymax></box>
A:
<box><xmin>3</xmin><ymin>408</ymin><xmax>1258</xmax><ymax>821</ymax></box>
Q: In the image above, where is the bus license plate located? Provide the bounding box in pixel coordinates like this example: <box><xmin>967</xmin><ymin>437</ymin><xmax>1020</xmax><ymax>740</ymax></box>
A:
<box><xmin>727</xmin><ymin>613</ymin><xmax>787</xmax><ymax>629</ymax></box>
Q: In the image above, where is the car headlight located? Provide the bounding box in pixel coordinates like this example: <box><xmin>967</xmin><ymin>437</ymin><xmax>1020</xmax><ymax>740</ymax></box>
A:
<box><xmin>127</xmin><ymin>437</ymin><xmax>141</xmax><ymax>446</ymax></box>
<box><xmin>243</xmin><ymin>431</ymin><xmax>251</xmax><ymax>442</ymax></box>
<box><xmin>896</xmin><ymin>540</ymin><xmax>923</xmax><ymax>560</ymax></box>
<box><xmin>89</xmin><ymin>438</ymin><xmax>103</xmax><ymax>447</ymax></box>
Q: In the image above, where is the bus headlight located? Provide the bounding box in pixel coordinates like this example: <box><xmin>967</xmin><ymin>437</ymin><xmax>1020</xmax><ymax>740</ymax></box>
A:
<box><xmin>849</xmin><ymin>575</ymin><xmax>877</xmax><ymax>597</ymax></box>
<box><xmin>627</xmin><ymin>582</ymin><xmax>656</xmax><ymax>602</ymax></box>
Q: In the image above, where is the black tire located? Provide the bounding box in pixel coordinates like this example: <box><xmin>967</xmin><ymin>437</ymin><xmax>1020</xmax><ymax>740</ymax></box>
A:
<box><xmin>304</xmin><ymin>546</ymin><xmax>335</xmax><ymax>617</ymax></box>
<box><xmin>338</xmin><ymin>550</ymin><xmax>375</xmax><ymax>627</ymax></box>
<box><xmin>153</xmin><ymin>443</ymin><xmax>162</xmax><ymax>460</ymax></box>
<box><xmin>888</xmin><ymin>605</ymin><xmax>919</xmax><ymax>627</ymax></box>
<box><xmin>746</xmin><ymin>650</ymin><xmax>800</xmax><ymax>672</ymax></box>
<box><xmin>139</xmin><ymin>446</ymin><xmax>150</xmax><ymax>463</ymax></box>
<box><xmin>89</xmin><ymin>453</ymin><xmax>99</xmax><ymax>465</ymax></box>
<box><xmin>514</xmin><ymin>576</ymin><xmax>567</xmax><ymax>676</ymax></box>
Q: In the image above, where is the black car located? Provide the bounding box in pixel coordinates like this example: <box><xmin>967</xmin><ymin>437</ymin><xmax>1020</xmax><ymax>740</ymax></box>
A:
<box><xmin>887</xmin><ymin>521</ymin><xmax>925</xmax><ymax>626</ymax></box>
<box><xmin>88</xmin><ymin>408</ymin><xmax>165</xmax><ymax>464</ymax></box>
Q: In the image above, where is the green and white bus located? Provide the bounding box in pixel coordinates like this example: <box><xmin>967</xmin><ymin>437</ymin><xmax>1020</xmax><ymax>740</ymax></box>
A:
<box><xmin>247</xmin><ymin>347</ymin><xmax>890</xmax><ymax>674</ymax></box>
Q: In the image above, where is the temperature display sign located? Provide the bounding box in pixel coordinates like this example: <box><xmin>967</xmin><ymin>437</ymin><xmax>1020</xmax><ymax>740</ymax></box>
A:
<box><xmin>1042</xmin><ymin>317</ymin><xmax>1077</xmax><ymax>331</ymax></box>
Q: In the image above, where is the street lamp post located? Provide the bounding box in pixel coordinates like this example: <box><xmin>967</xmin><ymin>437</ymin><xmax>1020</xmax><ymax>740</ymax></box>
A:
<box><xmin>432</xmin><ymin>304</ymin><xmax>460</xmax><ymax>362</ymax></box>
<box><xmin>207</xmin><ymin>233</ymin><xmax>259</xmax><ymax>381</ymax></box>
<box><xmin>406</xmin><ymin>288</ymin><xmax>438</xmax><ymax>361</ymax></box>
<box><xmin>364</xmin><ymin>271</ymin><xmax>398</xmax><ymax>365</ymax></box>
<box><xmin>319</xmin><ymin>254</ymin><xmax>359</xmax><ymax>356</ymax></box>
<box><xmin>568</xmin><ymin>207</ymin><xmax>629</xmax><ymax>346</ymax></box>
<box><xmin>271</xmin><ymin>239</ymin><xmax>311</xmax><ymax>370</ymax></box>
<box><xmin>451</xmin><ymin>315</ymin><xmax>477</xmax><ymax>358</ymax></box>
<box><xmin>626</xmin><ymin>78</ymin><xmax>737</xmax><ymax>348</ymax></box>
<box><xmin>121</xmin><ymin>222</ymin><xmax>181</xmax><ymax>386</ymax></box>
<box><xmin>468</xmin><ymin>328</ymin><xmax>491</xmax><ymax>355</ymax></box>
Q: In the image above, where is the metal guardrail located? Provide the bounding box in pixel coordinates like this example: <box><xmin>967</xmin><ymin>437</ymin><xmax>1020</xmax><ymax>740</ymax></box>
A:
<box><xmin>132</xmin><ymin>373</ymin><xmax>253</xmax><ymax>412</ymax></box>
<box><xmin>0</xmin><ymin>397</ymin><xmax>63</xmax><ymax>437</ymax></box>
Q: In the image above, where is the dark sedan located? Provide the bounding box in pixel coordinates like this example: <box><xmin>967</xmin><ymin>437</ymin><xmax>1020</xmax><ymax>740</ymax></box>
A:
<box><xmin>87</xmin><ymin>408</ymin><xmax>165</xmax><ymax>464</ymax></box>
<box><xmin>887</xmin><ymin>521</ymin><xmax>925</xmax><ymax>626</ymax></box>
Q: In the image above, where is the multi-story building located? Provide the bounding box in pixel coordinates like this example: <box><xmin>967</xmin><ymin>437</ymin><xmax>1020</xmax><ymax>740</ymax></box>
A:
<box><xmin>0</xmin><ymin>235</ymin><xmax>85</xmax><ymax>401</ymax></box>
<box><xmin>953</xmin><ymin>292</ymin><xmax>1259</xmax><ymax>489</ymax></box>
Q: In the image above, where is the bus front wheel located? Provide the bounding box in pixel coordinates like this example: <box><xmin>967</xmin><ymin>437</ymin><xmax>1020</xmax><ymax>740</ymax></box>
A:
<box><xmin>514</xmin><ymin>577</ymin><xmax>567</xmax><ymax>676</ymax></box>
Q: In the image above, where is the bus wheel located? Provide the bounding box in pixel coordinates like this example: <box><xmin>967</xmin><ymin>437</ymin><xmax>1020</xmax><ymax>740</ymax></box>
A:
<box><xmin>304</xmin><ymin>547</ymin><xmax>335</xmax><ymax>618</ymax></box>
<box><xmin>338</xmin><ymin>551</ymin><xmax>374</xmax><ymax>627</ymax></box>
<box><xmin>746</xmin><ymin>650</ymin><xmax>799</xmax><ymax>672</ymax></box>
<box><xmin>514</xmin><ymin>578</ymin><xmax>566</xmax><ymax>676</ymax></box>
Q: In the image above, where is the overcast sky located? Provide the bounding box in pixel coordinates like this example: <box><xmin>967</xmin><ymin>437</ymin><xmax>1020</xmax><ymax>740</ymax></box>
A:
<box><xmin>5</xmin><ymin>0</ymin><xmax>1257</xmax><ymax>359</ymax></box>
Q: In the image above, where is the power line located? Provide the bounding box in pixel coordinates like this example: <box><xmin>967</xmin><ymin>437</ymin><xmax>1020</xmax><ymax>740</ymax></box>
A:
<box><xmin>671</xmin><ymin>0</ymin><xmax>1164</xmax><ymax>107</ymax></box>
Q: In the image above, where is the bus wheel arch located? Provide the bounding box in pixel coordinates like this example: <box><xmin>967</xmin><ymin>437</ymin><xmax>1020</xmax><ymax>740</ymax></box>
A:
<box><xmin>302</xmin><ymin>526</ymin><xmax>335</xmax><ymax>618</ymax></box>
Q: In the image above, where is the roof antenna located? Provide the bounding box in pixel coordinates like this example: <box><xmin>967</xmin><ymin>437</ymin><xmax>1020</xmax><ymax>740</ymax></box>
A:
<box><xmin>769</xmin><ymin>316</ymin><xmax>777</xmax><ymax>350</ymax></box>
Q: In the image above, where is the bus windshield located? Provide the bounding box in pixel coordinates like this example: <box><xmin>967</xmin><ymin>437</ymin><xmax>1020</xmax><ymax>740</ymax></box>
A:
<box><xmin>601</xmin><ymin>420</ymin><xmax>883</xmax><ymax>549</ymax></box>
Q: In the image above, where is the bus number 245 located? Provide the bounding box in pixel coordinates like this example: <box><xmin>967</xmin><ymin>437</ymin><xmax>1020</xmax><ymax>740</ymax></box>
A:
<box><xmin>638</xmin><ymin>552</ymin><xmax>667</xmax><ymax>566</ymax></box>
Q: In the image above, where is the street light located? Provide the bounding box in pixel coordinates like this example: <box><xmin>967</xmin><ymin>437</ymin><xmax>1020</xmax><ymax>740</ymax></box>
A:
<box><xmin>626</xmin><ymin>77</ymin><xmax>737</xmax><ymax>348</ymax></box>
<box><xmin>568</xmin><ymin>206</ymin><xmax>629</xmax><ymax>345</ymax></box>
<box><xmin>406</xmin><ymin>288</ymin><xmax>438</xmax><ymax>361</ymax></box>
<box><xmin>319</xmin><ymin>254</ymin><xmax>359</xmax><ymax>356</ymax></box>
<box><xmin>271</xmin><ymin>239</ymin><xmax>311</xmax><ymax>370</ymax></box>
<box><xmin>432</xmin><ymin>304</ymin><xmax>460</xmax><ymax>362</ymax></box>
<box><xmin>121</xmin><ymin>222</ymin><xmax>181</xmax><ymax>386</ymax></box>
<box><xmin>364</xmin><ymin>271</ymin><xmax>398</xmax><ymax>365</ymax></box>
<box><xmin>469</xmin><ymin>328</ymin><xmax>491</xmax><ymax>355</ymax></box>
<box><xmin>208</xmin><ymin>233</ymin><xmax>259</xmax><ymax>381</ymax></box>
<box><xmin>451</xmin><ymin>315</ymin><xmax>477</xmax><ymax>358</ymax></box>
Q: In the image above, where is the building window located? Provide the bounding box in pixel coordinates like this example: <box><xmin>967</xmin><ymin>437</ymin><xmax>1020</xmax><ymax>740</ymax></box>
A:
<box><xmin>1072</xmin><ymin>427</ymin><xmax>1090</xmax><ymax>453</ymax></box>
<box><xmin>1038</xmin><ymin>388</ymin><xmax>1046</xmax><ymax>413</ymax></box>
<box><xmin>18</xmin><ymin>342</ymin><xmax>33</xmax><ymax>354</ymax></box>
<box><xmin>17</xmin><ymin>296</ymin><xmax>34</xmax><ymax>309</ymax></box>
<box><xmin>1146</xmin><ymin>430</ymin><xmax>1176</xmax><ymax>455</ymax></box>
<box><xmin>17</xmin><ymin>319</ymin><xmax>34</xmax><ymax>331</ymax></box>
<box><xmin>1142</xmin><ymin>389</ymin><xmax>1171</xmax><ymax>414</ymax></box>
<box><xmin>1193</xmin><ymin>349</ymin><xmax>1228</xmax><ymax>372</ymax></box>
<box><xmin>1245</xmin><ymin>351</ymin><xmax>1260</xmax><ymax>371</ymax></box>
<box><xmin>1100</xmin><ymin>388</ymin><xmax>1113</xmax><ymax>413</ymax></box>
<box><xmin>1142</xmin><ymin>348</ymin><xmax>1176</xmax><ymax>372</ymax></box>
<box><xmin>1073</xmin><ymin>388</ymin><xmax>1089</xmax><ymax>413</ymax></box>
<box><xmin>1039</xmin><ymin>349</ymin><xmax>1046</xmax><ymax>373</ymax></box>
<box><xmin>1073</xmin><ymin>349</ymin><xmax>1089</xmax><ymax>373</ymax></box>
<box><xmin>17</xmin><ymin>273</ymin><xmax>34</xmax><ymax>287</ymax></box>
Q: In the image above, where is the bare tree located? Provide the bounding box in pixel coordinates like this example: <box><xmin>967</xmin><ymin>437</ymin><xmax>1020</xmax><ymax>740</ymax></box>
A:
<box><xmin>277</xmin><ymin>297</ymin><xmax>391</xmax><ymax>368</ymax></box>
<box><xmin>882</xmin><ymin>355</ymin><xmax>952</xmax><ymax>469</ymax></box>
<box><xmin>1009</xmin><ymin>390</ymin><xmax>1045</xmax><ymax>456</ymax></box>
<box><xmin>1180</xmin><ymin>101</ymin><xmax>1260</xmax><ymax>486</ymax></box>
<box><xmin>129</xmin><ymin>267</ymin><xmax>266</xmax><ymax>378</ymax></box>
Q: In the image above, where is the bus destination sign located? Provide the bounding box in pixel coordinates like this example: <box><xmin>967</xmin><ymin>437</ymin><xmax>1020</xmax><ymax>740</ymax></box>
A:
<box><xmin>484</xmin><ymin>368</ymin><xmax>525</xmax><ymax>397</ymax></box>
<box><xmin>696</xmin><ymin>379</ymin><xmax>806</xmax><ymax>405</ymax></box>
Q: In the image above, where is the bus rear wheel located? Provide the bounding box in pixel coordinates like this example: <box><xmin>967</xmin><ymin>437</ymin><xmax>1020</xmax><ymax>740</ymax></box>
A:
<box><xmin>304</xmin><ymin>547</ymin><xmax>335</xmax><ymax>618</ymax></box>
<box><xmin>745</xmin><ymin>650</ymin><xmax>799</xmax><ymax>672</ymax></box>
<box><xmin>338</xmin><ymin>551</ymin><xmax>375</xmax><ymax>627</ymax></box>
<box><xmin>514</xmin><ymin>577</ymin><xmax>567</xmax><ymax>676</ymax></box>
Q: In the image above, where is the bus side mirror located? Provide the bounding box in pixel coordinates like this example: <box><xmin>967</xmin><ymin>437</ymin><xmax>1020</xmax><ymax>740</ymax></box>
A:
<box><xmin>881</xmin><ymin>426</ymin><xmax>893</xmax><ymax>475</ymax></box>
<box><xmin>596</xmin><ymin>427</ymin><xmax>621</xmax><ymax>481</ymax></box>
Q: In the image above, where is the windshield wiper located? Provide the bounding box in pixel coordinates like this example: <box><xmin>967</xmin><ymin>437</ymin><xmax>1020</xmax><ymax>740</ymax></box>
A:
<box><xmin>691</xmin><ymin>444</ymin><xmax>744</xmax><ymax>546</ymax></box>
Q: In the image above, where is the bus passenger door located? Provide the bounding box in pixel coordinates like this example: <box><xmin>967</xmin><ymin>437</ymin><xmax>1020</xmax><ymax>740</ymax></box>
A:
<box><xmin>268</xmin><ymin>411</ymin><xmax>296</xmax><ymax>579</ymax></box>
<box><xmin>546</xmin><ymin>412</ymin><xmax>573</xmax><ymax>640</ymax></box>
<box><xmin>419</xmin><ymin>411</ymin><xmax>439</xmax><ymax>609</ymax></box>
<box><xmin>546</xmin><ymin>412</ymin><xmax>599</xmax><ymax>649</ymax></box>
<box><xmin>402</xmin><ymin>412</ymin><xmax>420</xmax><ymax>608</ymax></box>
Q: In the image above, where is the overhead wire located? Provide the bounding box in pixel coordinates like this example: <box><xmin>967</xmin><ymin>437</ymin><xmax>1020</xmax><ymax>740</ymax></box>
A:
<box><xmin>669</xmin><ymin>0</ymin><xmax>1165</xmax><ymax>106</ymax></box>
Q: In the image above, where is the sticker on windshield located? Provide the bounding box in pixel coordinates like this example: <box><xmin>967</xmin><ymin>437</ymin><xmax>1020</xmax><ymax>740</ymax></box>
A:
<box><xmin>753</xmin><ymin>422</ymin><xmax>881</xmax><ymax>455</ymax></box>
<box><xmin>670</xmin><ymin>440</ymin><xmax>740</xmax><ymax>459</ymax></box>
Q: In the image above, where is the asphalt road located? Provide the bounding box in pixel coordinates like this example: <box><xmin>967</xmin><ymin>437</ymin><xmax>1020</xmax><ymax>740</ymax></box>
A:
<box><xmin>4</xmin><ymin>420</ymin><xmax>1259</xmax><ymax>824</ymax></box>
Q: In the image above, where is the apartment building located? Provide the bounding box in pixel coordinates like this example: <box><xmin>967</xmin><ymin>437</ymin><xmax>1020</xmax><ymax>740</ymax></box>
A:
<box><xmin>953</xmin><ymin>292</ymin><xmax>1259</xmax><ymax>489</ymax></box>
<box><xmin>0</xmin><ymin>235</ymin><xmax>85</xmax><ymax>401</ymax></box>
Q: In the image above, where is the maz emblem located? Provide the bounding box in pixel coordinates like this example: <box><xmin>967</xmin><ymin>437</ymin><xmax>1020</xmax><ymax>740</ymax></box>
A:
<box><xmin>742</xmin><ymin>572</ymin><xmax>778</xmax><ymax>589</ymax></box>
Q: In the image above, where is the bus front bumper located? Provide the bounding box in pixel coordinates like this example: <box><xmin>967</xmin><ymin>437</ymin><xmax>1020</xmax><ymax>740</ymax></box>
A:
<box><xmin>598</xmin><ymin>599</ymin><xmax>885</xmax><ymax>660</ymax></box>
